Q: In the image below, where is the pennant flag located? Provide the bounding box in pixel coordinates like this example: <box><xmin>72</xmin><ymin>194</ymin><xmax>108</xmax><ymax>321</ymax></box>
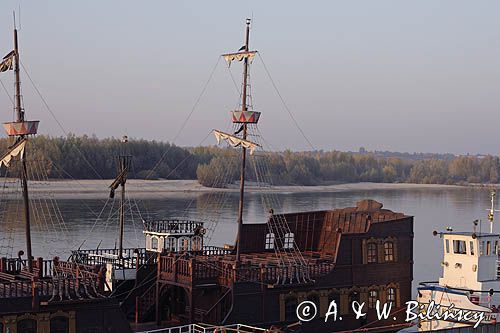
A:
<box><xmin>0</xmin><ymin>50</ymin><xmax>15</xmax><ymax>73</ymax></box>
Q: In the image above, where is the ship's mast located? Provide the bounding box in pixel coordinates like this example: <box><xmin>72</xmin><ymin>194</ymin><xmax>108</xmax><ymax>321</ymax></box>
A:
<box><xmin>14</xmin><ymin>27</ymin><xmax>33</xmax><ymax>272</ymax></box>
<box><xmin>118</xmin><ymin>154</ymin><xmax>128</xmax><ymax>260</ymax></box>
<box><xmin>235</xmin><ymin>19</ymin><xmax>251</xmax><ymax>264</ymax></box>
<box><xmin>109</xmin><ymin>136</ymin><xmax>130</xmax><ymax>260</ymax></box>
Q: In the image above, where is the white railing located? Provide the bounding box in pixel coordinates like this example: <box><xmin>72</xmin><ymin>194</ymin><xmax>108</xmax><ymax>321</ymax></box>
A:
<box><xmin>137</xmin><ymin>323</ymin><xmax>267</xmax><ymax>333</ymax></box>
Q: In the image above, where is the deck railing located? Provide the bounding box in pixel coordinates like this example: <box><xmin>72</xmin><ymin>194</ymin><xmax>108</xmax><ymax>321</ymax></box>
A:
<box><xmin>143</xmin><ymin>219</ymin><xmax>204</xmax><ymax>234</ymax></box>
<box><xmin>71</xmin><ymin>248</ymin><xmax>155</xmax><ymax>267</ymax></box>
<box><xmin>159</xmin><ymin>255</ymin><xmax>335</xmax><ymax>286</ymax></box>
<box><xmin>136</xmin><ymin>323</ymin><xmax>267</xmax><ymax>333</ymax></box>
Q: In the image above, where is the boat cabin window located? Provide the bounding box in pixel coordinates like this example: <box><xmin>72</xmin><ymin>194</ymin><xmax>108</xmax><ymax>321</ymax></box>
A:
<box><xmin>480</xmin><ymin>241</ymin><xmax>484</xmax><ymax>255</ymax></box>
<box><xmin>470</xmin><ymin>241</ymin><xmax>474</xmax><ymax>255</ymax></box>
<box><xmin>284</xmin><ymin>233</ymin><xmax>294</xmax><ymax>249</ymax></box>
<box><xmin>387</xmin><ymin>288</ymin><xmax>396</xmax><ymax>306</ymax></box>
<box><xmin>445</xmin><ymin>239</ymin><xmax>450</xmax><ymax>253</ymax></box>
<box><xmin>50</xmin><ymin>316</ymin><xmax>69</xmax><ymax>333</ymax></box>
<box><xmin>165</xmin><ymin>237</ymin><xmax>177</xmax><ymax>252</ymax></box>
<box><xmin>368</xmin><ymin>290</ymin><xmax>378</xmax><ymax>309</ymax></box>
<box><xmin>284</xmin><ymin>297</ymin><xmax>298</xmax><ymax>321</ymax></box>
<box><xmin>367</xmin><ymin>243</ymin><xmax>377</xmax><ymax>263</ymax></box>
<box><xmin>151</xmin><ymin>237</ymin><xmax>159</xmax><ymax>251</ymax></box>
<box><xmin>487</xmin><ymin>241</ymin><xmax>491</xmax><ymax>255</ymax></box>
<box><xmin>453</xmin><ymin>240</ymin><xmax>467</xmax><ymax>254</ymax></box>
<box><xmin>265</xmin><ymin>233</ymin><xmax>275</xmax><ymax>250</ymax></box>
<box><xmin>328</xmin><ymin>291</ymin><xmax>341</xmax><ymax>309</ymax></box>
<box><xmin>192</xmin><ymin>236</ymin><xmax>202</xmax><ymax>251</ymax></box>
<box><xmin>18</xmin><ymin>318</ymin><xmax>37</xmax><ymax>333</ymax></box>
<box><xmin>348</xmin><ymin>291</ymin><xmax>360</xmax><ymax>313</ymax></box>
<box><xmin>384</xmin><ymin>241</ymin><xmax>395</xmax><ymax>262</ymax></box>
<box><xmin>178</xmin><ymin>237</ymin><xmax>190</xmax><ymax>252</ymax></box>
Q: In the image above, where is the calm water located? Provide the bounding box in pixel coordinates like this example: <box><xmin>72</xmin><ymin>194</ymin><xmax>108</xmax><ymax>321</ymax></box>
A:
<box><xmin>0</xmin><ymin>186</ymin><xmax>495</xmax><ymax>294</ymax></box>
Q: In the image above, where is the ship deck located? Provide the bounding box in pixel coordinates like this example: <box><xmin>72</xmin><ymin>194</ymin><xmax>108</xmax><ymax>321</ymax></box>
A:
<box><xmin>0</xmin><ymin>256</ymin><xmax>106</xmax><ymax>300</ymax></box>
<box><xmin>159</xmin><ymin>250</ymin><xmax>336</xmax><ymax>288</ymax></box>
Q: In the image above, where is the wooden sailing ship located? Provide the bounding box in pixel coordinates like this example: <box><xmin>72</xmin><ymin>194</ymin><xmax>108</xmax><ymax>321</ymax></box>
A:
<box><xmin>0</xmin><ymin>24</ymin><xmax>132</xmax><ymax>333</ymax></box>
<box><xmin>0</xmin><ymin>18</ymin><xmax>415</xmax><ymax>333</ymax></box>
<box><xmin>126</xmin><ymin>19</ymin><xmax>415</xmax><ymax>333</ymax></box>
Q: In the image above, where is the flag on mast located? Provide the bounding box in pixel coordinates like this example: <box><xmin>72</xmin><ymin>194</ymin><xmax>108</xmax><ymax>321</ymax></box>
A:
<box><xmin>0</xmin><ymin>50</ymin><xmax>15</xmax><ymax>72</ymax></box>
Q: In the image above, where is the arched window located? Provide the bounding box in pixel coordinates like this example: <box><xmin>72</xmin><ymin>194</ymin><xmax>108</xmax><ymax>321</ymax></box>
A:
<box><xmin>284</xmin><ymin>297</ymin><xmax>298</xmax><ymax>321</ymax></box>
<box><xmin>384</xmin><ymin>241</ymin><xmax>395</xmax><ymax>262</ymax></box>
<box><xmin>306</xmin><ymin>293</ymin><xmax>319</xmax><ymax>307</ymax></box>
<box><xmin>265</xmin><ymin>233</ymin><xmax>275</xmax><ymax>250</ymax></box>
<box><xmin>50</xmin><ymin>316</ymin><xmax>69</xmax><ymax>333</ymax></box>
<box><xmin>192</xmin><ymin>236</ymin><xmax>202</xmax><ymax>251</ymax></box>
<box><xmin>178</xmin><ymin>237</ymin><xmax>190</xmax><ymax>252</ymax></box>
<box><xmin>151</xmin><ymin>237</ymin><xmax>159</xmax><ymax>250</ymax></box>
<box><xmin>368</xmin><ymin>290</ymin><xmax>378</xmax><ymax>309</ymax></box>
<box><xmin>284</xmin><ymin>233</ymin><xmax>294</xmax><ymax>249</ymax></box>
<box><xmin>367</xmin><ymin>243</ymin><xmax>377</xmax><ymax>263</ymax></box>
<box><xmin>17</xmin><ymin>318</ymin><xmax>37</xmax><ymax>333</ymax></box>
<box><xmin>348</xmin><ymin>291</ymin><xmax>360</xmax><ymax>314</ymax></box>
<box><xmin>387</xmin><ymin>287</ymin><xmax>396</xmax><ymax>306</ymax></box>
<box><xmin>165</xmin><ymin>237</ymin><xmax>177</xmax><ymax>252</ymax></box>
<box><xmin>328</xmin><ymin>291</ymin><xmax>341</xmax><ymax>313</ymax></box>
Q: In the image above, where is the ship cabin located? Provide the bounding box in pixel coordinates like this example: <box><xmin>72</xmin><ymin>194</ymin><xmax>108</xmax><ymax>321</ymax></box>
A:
<box><xmin>143</xmin><ymin>219</ymin><xmax>205</xmax><ymax>253</ymax></box>
<box><xmin>438</xmin><ymin>232</ymin><xmax>500</xmax><ymax>291</ymax></box>
<box><xmin>139</xmin><ymin>200</ymin><xmax>414</xmax><ymax>333</ymax></box>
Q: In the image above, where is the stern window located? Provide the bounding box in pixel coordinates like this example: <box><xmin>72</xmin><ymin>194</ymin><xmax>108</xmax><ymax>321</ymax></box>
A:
<box><xmin>453</xmin><ymin>240</ymin><xmax>467</xmax><ymax>254</ymax></box>
<box><xmin>265</xmin><ymin>233</ymin><xmax>275</xmax><ymax>250</ymax></box>
<box><xmin>151</xmin><ymin>237</ymin><xmax>159</xmax><ymax>251</ymax></box>
<box><xmin>284</xmin><ymin>233</ymin><xmax>294</xmax><ymax>249</ymax></box>
<box><xmin>367</xmin><ymin>243</ymin><xmax>377</xmax><ymax>263</ymax></box>
<box><xmin>445</xmin><ymin>239</ymin><xmax>450</xmax><ymax>253</ymax></box>
<box><xmin>368</xmin><ymin>290</ymin><xmax>378</xmax><ymax>309</ymax></box>
<box><xmin>469</xmin><ymin>241</ymin><xmax>474</xmax><ymax>255</ymax></box>
<box><xmin>387</xmin><ymin>287</ymin><xmax>396</xmax><ymax>306</ymax></box>
<box><xmin>384</xmin><ymin>241</ymin><xmax>395</xmax><ymax>262</ymax></box>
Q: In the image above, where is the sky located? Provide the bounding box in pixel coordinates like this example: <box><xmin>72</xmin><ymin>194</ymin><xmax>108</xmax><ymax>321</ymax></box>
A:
<box><xmin>0</xmin><ymin>1</ymin><xmax>500</xmax><ymax>155</ymax></box>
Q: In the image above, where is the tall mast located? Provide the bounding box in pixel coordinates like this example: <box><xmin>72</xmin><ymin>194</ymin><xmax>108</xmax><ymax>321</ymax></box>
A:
<box><xmin>235</xmin><ymin>19</ymin><xmax>251</xmax><ymax>264</ymax></box>
<box><xmin>217</xmin><ymin>19</ymin><xmax>260</xmax><ymax>263</ymax></box>
<box><xmin>14</xmin><ymin>27</ymin><xmax>33</xmax><ymax>272</ymax></box>
<box><xmin>118</xmin><ymin>154</ymin><xmax>127</xmax><ymax>260</ymax></box>
<box><xmin>109</xmin><ymin>136</ymin><xmax>129</xmax><ymax>260</ymax></box>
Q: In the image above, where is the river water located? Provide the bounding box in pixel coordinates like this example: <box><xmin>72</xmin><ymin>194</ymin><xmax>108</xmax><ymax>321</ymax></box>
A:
<box><xmin>0</xmin><ymin>185</ymin><xmax>494</xmax><ymax>294</ymax></box>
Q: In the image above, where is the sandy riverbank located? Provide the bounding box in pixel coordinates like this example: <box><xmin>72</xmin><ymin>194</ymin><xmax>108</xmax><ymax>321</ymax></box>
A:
<box><xmin>14</xmin><ymin>179</ymin><xmax>469</xmax><ymax>199</ymax></box>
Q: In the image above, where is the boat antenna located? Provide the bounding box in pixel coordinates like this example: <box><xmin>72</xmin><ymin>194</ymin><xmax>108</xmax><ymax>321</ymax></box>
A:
<box><xmin>486</xmin><ymin>189</ymin><xmax>499</xmax><ymax>233</ymax></box>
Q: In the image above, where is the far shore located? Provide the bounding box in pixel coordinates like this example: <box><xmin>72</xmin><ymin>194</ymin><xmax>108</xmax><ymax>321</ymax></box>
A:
<box><xmin>9</xmin><ymin>179</ymin><xmax>485</xmax><ymax>199</ymax></box>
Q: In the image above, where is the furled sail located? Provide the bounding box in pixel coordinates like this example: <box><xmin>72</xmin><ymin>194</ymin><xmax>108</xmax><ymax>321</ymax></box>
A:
<box><xmin>0</xmin><ymin>50</ymin><xmax>14</xmax><ymax>72</ymax></box>
<box><xmin>213</xmin><ymin>130</ymin><xmax>260</xmax><ymax>154</ymax></box>
<box><xmin>109</xmin><ymin>169</ymin><xmax>127</xmax><ymax>198</ymax></box>
<box><xmin>0</xmin><ymin>138</ymin><xmax>26</xmax><ymax>168</ymax></box>
<box><xmin>222</xmin><ymin>51</ymin><xmax>257</xmax><ymax>67</ymax></box>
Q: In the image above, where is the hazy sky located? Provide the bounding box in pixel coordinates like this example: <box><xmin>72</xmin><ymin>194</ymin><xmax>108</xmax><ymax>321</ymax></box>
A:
<box><xmin>0</xmin><ymin>1</ymin><xmax>500</xmax><ymax>155</ymax></box>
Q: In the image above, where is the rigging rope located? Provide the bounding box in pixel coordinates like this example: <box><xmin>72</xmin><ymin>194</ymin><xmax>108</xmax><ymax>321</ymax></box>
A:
<box><xmin>145</xmin><ymin>56</ymin><xmax>221</xmax><ymax>180</ymax></box>
<box><xmin>257</xmin><ymin>53</ymin><xmax>316</xmax><ymax>151</ymax></box>
<box><xmin>20</xmin><ymin>61</ymin><xmax>104</xmax><ymax>180</ymax></box>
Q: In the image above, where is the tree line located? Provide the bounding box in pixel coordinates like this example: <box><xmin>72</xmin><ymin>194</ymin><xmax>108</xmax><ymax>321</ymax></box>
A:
<box><xmin>0</xmin><ymin>135</ymin><xmax>499</xmax><ymax>187</ymax></box>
